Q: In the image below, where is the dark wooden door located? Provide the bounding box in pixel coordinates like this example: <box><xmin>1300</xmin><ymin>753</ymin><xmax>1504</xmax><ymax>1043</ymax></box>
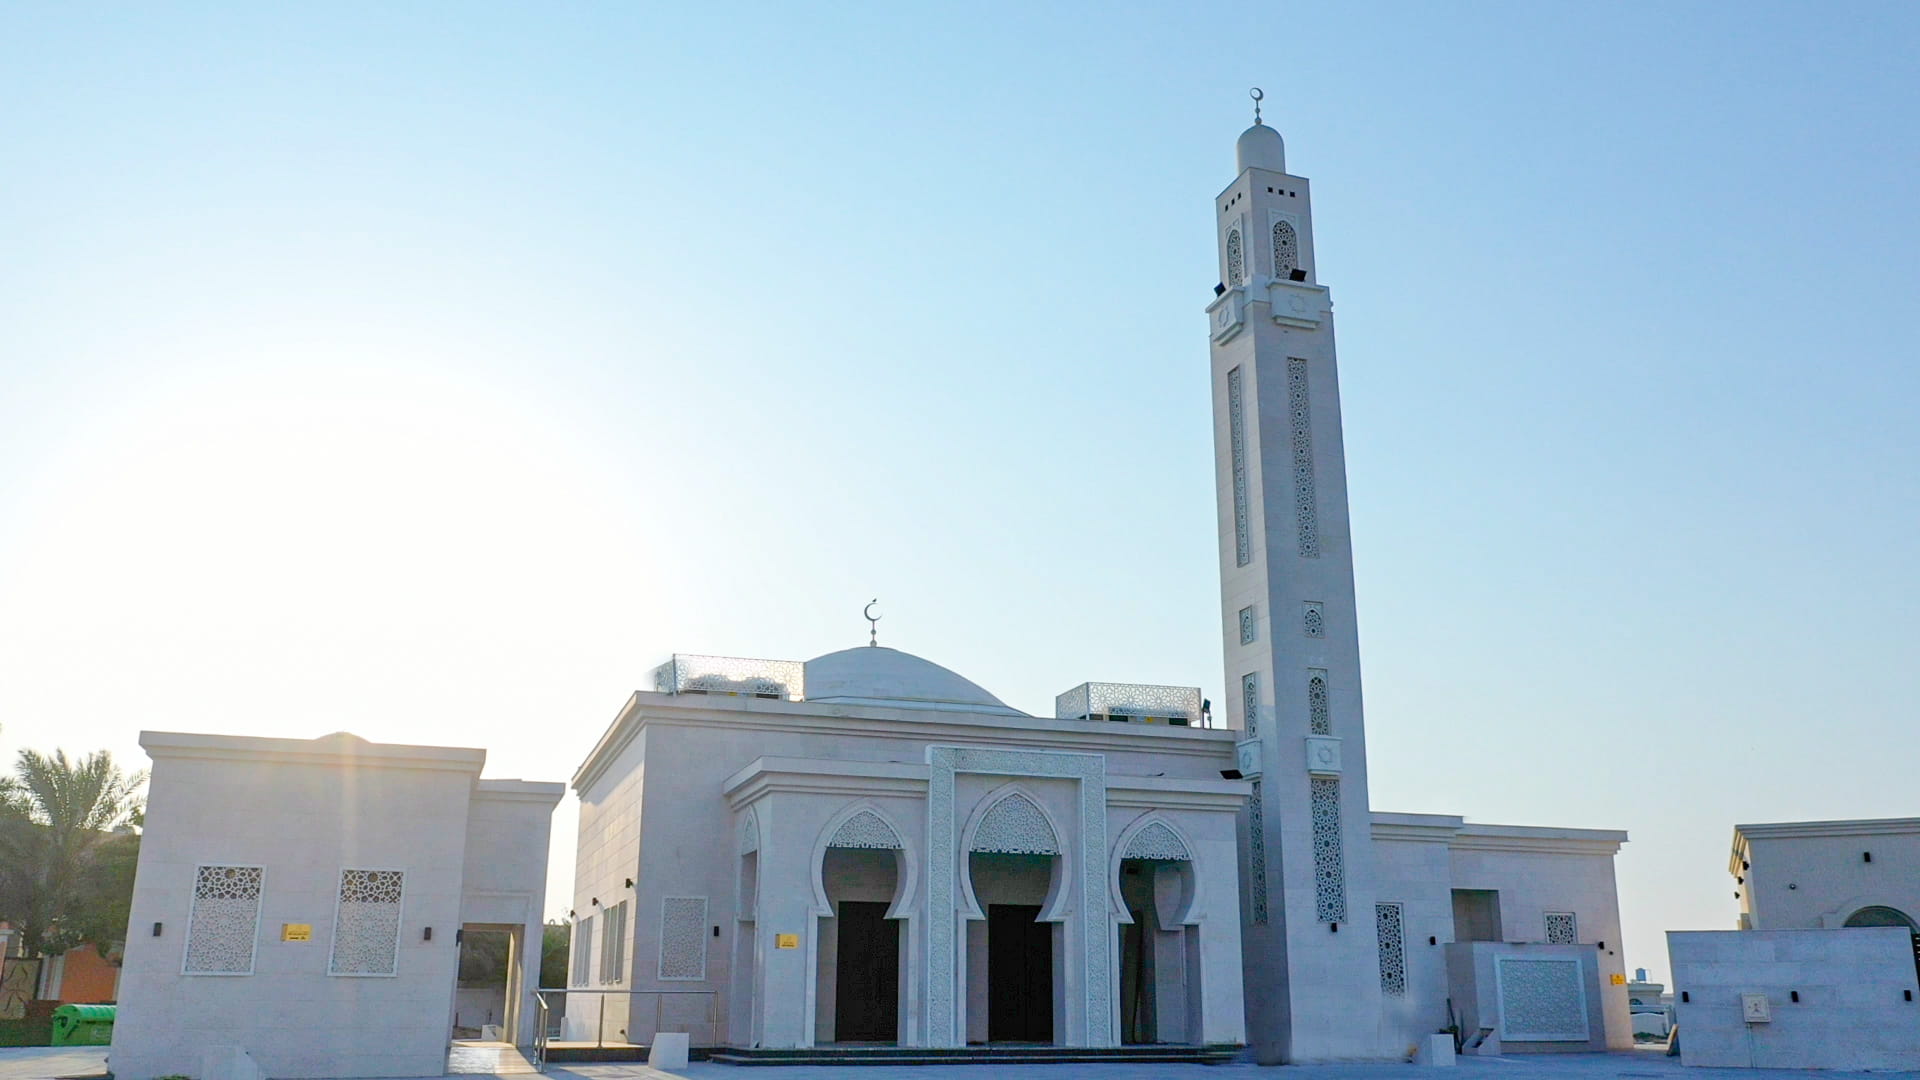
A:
<box><xmin>834</xmin><ymin>901</ymin><xmax>898</xmax><ymax>1042</ymax></box>
<box><xmin>988</xmin><ymin>904</ymin><xmax>1053</xmax><ymax>1043</ymax></box>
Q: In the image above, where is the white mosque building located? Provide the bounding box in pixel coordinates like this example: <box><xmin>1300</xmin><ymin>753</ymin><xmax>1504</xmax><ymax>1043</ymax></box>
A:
<box><xmin>564</xmin><ymin>106</ymin><xmax>1635</xmax><ymax>1063</ymax></box>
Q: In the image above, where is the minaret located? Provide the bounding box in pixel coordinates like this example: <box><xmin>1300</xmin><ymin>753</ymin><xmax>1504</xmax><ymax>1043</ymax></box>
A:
<box><xmin>1207</xmin><ymin>94</ymin><xmax>1390</xmax><ymax>1062</ymax></box>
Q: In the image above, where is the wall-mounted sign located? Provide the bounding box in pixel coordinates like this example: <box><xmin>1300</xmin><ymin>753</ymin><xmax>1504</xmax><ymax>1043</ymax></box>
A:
<box><xmin>1610</xmin><ymin>973</ymin><xmax>1627</xmax><ymax>985</ymax></box>
<box><xmin>774</xmin><ymin>933</ymin><xmax>799</xmax><ymax>950</ymax></box>
<box><xmin>281</xmin><ymin>923</ymin><xmax>313</xmax><ymax>942</ymax></box>
<box><xmin>1741</xmin><ymin>993</ymin><xmax>1771</xmax><ymax>1023</ymax></box>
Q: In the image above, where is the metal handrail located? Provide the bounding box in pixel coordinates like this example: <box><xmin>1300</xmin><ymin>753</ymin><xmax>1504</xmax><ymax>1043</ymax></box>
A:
<box><xmin>530</xmin><ymin>988</ymin><xmax>718</xmax><ymax>1072</ymax></box>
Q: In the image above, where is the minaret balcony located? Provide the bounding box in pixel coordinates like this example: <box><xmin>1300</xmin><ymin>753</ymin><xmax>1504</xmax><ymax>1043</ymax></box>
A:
<box><xmin>1265</xmin><ymin>278</ymin><xmax>1331</xmax><ymax>330</ymax></box>
<box><xmin>651</xmin><ymin>653</ymin><xmax>805</xmax><ymax>700</ymax></box>
<box><xmin>1206</xmin><ymin>286</ymin><xmax>1248</xmax><ymax>344</ymax></box>
<box><xmin>1056</xmin><ymin>682</ymin><xmax>1206</xmax><ymax>727</ymax></box>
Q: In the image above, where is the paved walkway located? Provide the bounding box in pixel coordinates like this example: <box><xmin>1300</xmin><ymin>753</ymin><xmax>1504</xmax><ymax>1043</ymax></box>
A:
<box><xmin>0</xmin><ymin>1047</ymin><xmax>107</xmax><ymax>1080</ymax></box>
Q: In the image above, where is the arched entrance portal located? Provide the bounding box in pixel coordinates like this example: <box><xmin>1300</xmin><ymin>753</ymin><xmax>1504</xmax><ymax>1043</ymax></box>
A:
<box><xmin>962</xmin><ymin>790</ymin><xmax>1065</xmax><ymax>1045</ymax></box>
<box><xmin>814</xmin><ymin>808</ymin><xmax>909</xmax><ymax>1045</ymax></box>
<box><xmin>1115</xmin><ymin>821</ymin><xmax>1199</xmax><ymax>1045</ymax></box>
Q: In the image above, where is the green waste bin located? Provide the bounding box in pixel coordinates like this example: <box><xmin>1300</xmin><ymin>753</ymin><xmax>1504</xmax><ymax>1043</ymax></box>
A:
<box><xmin>49</xmin><ymin>1004</ymin><xmax>114</xmax><ymax>1047</ymax></box>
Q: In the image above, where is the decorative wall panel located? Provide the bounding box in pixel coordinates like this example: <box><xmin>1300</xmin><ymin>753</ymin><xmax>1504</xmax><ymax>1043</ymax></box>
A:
<box><xmin>1496</xmin><ymin>957</ymin><xmax>1591</xmax><ymax>1041</ymax></box>
<box><xmin>1226</xmin><ymin>226</ymin><xmax>1245</xmax><ymax>285</ymax></box>
<box><xmin>1272</xmin><ymin>219</ymin><xmax>1299</xmax><ymax>278</ymax></box>
<box><xmin>1229</xmin><ymin>366</ymin><xmax>1250</xmax><ymax>567</ymax></box>
<box><xmin>1239</xmin><ymin>605</ymin><xmax>1257</xmax><ymax>645</ymax></box>
<box><xmin>1121</xmin><ymin>821</ymin><xmax>1192</xmax><ymax>861</ymax></box>
<box><xmin>1286</xmin><ymin>358</ymin><xmax>1320</xmax><ymax>558</ymax></box>
<box><xmin>1376</xmin><ymin>903</ymin><xmax>1406</xmax><ymax>996</ymax></box>
<box><xmin>1248</xmin><ymin>779</ymin><xmax>1268</xmax><ymax>925</ymax></box>
<box><xmin>738</xmin><ymin>812</ymin><xmax>759</xmax><ymax>855</ymax></box>
<box><xmin>970</xmin><ymin>793</ymin><xmax>1059</xmax><ymax>855</ymax></box>
<box><xmin>1242</xmin><ymin>672</ymin><xmax>1259</xmax><ymax>736</ymax></box>
<box><xmin>1307</xmin><ymin>670</ymin><xmax>1330</xmax><ymax>735</ymax></box>
<box><xmin>329</xmin><ymin>868</ymin><xmax>405</xmax><ymax>976</ymax></box>
<box><xmin>1310</xmin><ymin>778</ymin><xmax>1346</xmax><ymax>922</ymax></box>
<box><xmin>183</xmin><ymin>864</ymin><xmax>264</xmax><ymax>975</ymax></box>
<box><xmin>658</xmin><ymin>896</ymin><xmax>708</xmax><ymax>981</ymax></box>
<box><xmin>1545</xmin><ymin>912</ymin><xmax>1577</xmax><ymax>945</ymax></box>
<box><xmin>1303</xmin><ymin>602</ymin><xmax>1325</xmax><ymax>638</ymax></box>
<box><xmin>829</xmin><ymin>809</ymin><xmax>904</xmax><ymax>850</ymax></box>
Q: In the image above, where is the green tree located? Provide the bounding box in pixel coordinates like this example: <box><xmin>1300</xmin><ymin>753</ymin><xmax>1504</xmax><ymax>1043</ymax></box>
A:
<box><xmin>541</xmin><ymin>920</ymin><xmax>571</xmax><ymax>990</ymax></box>
<box><xmin>0</xmin><ymin>748</ymin><xmax>146</xmax><ymax>958</ymax></box>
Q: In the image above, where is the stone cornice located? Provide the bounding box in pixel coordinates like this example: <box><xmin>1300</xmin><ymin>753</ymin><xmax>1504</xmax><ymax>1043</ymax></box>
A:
<box><xmin>574</xmin><ymin>690</ymin><xmax>1236</xmax><ymax>794</ymax></box>
<box><xmin>473</xmin><ymin>779</ymin><xmax>567</xmax><ymax>806</ymax></box>
<box><xmin>141</xmin><ymin>729</ymin><xmax>486</xmax><ymax>775</ymax></box>
<box><xmin>1448</xmin><ymin>822</ymin><xmax>1628</xmax><ymax>857</ymax></box>
<box><xmin>1736</xmin><ymin>818</ymin><xmax>1920</xmax><ymax>842</ymax></box>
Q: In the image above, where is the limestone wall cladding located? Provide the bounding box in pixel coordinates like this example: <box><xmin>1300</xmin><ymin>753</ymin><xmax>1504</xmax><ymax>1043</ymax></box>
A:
<box><xmin>1447</xmin><ymin>844</ymin><xmax>1631</xmax><ymax>1049</ymax></box>
<box><xmin>1668</xmin><ymin>928</ymin><xmax>1920</xmax><ymax>1069</ymax></box>
<box><xmin>462</xmin><ymin>782</ymin><xmax>563</xmax><ymax>1044</ymax></box>
<box><xmin>1372</xmin><ymin>834</ymin><xmax>1455</xmax><ymax>1047</ymax></box>
<box><xmin>1740</xmin><ymin>828</ymin><xmax>1920</xmax><ymax>930</ymax></box>
<box><xmin>112</xmin><ymin>745</ymin><xmax>478</xmax><ymax>1080</ymax></box>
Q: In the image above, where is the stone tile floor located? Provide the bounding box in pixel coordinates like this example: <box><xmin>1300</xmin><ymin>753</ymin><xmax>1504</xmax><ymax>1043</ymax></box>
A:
<box><xmin>4</xmin><ymin>1046</ymin><xmax>1919</xmax><ymax>1080</ymax></box>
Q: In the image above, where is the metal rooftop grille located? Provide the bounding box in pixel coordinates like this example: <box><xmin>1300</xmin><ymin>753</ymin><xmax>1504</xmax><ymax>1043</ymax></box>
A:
<box><xmin>651</xmin><ymin>654</ymin><xmax>804</xmax><ymax>701</ymax></box>
<box><xmin>1055</xmin><ymin>682</ymin><xmax>1206</xmax><ymax>726</ymax></box>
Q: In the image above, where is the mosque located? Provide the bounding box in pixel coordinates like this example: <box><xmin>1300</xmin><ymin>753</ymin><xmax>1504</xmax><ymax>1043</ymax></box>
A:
<box><xmin>105</xmin><ymin>103</ymin><xmax>1634</xmax><ymax>1079</ymax></box>
<box><xmin>563</xmin><ymin>103</ymin><xmax>1634</xmax><ymax>1062</ymax></box>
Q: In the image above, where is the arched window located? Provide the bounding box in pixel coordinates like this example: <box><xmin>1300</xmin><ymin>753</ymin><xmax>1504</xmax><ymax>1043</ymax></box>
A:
<box><xmin>1272</xmin><ymin>219</ymin><xmax>1298</xmax><ymax>278</ymax></box>
<box><xmin>1225</xmin><ymin>227</ymin><xmax>1244</xmax><ymax>285</ymax></box>
<box><xmin>1844</xmin><ymin>905</ymin><xmax>1918</xmax><ymax>929</ymax></box>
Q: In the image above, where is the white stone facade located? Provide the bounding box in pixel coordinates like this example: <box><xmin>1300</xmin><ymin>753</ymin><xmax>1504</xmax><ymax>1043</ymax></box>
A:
<box><xmin>1731</xmin><ymin>818</ymin><xmax>1920</xmax><ymax>931</ymax></box>
<box><xmin>110</xmin><ymin>732</ymin><xmax>562</xmax><ymax>1080</ymax></box>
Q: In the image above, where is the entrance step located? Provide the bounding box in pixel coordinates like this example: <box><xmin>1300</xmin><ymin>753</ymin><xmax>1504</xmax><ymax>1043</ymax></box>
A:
<box><xmin>706</xmin><ymin>1045</ymin><xmax>1242</xmax><ymax>1067</ymax></box>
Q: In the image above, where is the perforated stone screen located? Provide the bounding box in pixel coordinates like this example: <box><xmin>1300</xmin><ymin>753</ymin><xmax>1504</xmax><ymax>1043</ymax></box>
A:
<box><xmin>183</xmin><ymin>865</ymin><xmax>264</xmax><ymax>975</ymax></box>
<box><xmin>329</xmin><ymin>868</ymin><xmax>404</xmax><ymax>976</ymax></box>
<box><xmin>658</xmin><ymin>896</ymin><xmax>708</xmax><ymax>981</ymax></box>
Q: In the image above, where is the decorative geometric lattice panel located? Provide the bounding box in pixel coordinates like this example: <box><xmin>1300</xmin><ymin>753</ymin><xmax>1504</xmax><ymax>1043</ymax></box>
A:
<box><xmin>1226</xmin><ymin>226</ymin><xmax>1244</xmax><ymax>285</ymax></box>
<box><xmin>658</xmin><ymin>896</ymin><xmax>708</xmax><ymax>980</ymax></box>
<box><xmin>1239</xmin><ymin>605</ymin><xmax>1257</xmax><ymax>645</ymax></box>
<box><xmin>573</xmin><ymin>914</ymin><xmax>595</xmax><ymax>986</ymax></box>
<box><xmin>1545</xmin><ymin>912</ymin><xmax>1577</xmax><ymax>944</ymax></box>
<box><xmin>1311</xmin><ymin>777</ymin><xmax>1346</xmax><ymax>922</ymax></box>
<box><xmin>971</xmin><ymin>793</ymin><xmax>1059</xmax><ymax>855</ymax></box>
<box><xmin>1377</xmin><ymin>902</ymin><xmax>1406</xmax><ymax>996</ymax></box>
<box><xmin>828</xmin><ymin>809</ymin><xmax>904</xmax><ymax>849</ymax></box>
<box><xmin>1248</xmin><ymin>780</ymin><xmax>1268</xmax><ymax>925</ymax></box>
<box><xmin>653</xmin><ymin>654</ymin><xmax>803</xmax><ymax>699</ymax></box>
<box><xmin>1496</xmin><ymin>957</ymin><xmax>1590</xmax><ymax>1041</ymax></box>
<box><xmin>1122</xmin><ymin>821</ymin><xmax>1192</xmax><ymax>861</ymax></box>
<box><xmin>1308</xmin><ymin>670</ymin><xmax>1330</xmax><ymax>735</ymax></box>
<box><xmin>329</xmin><ymin>868</ymin><xmax>404</xmax><ymax>976</ymax></box>
<box><xmin>1229</xmin><ymin>366</ymin><xmax>1250</xmax><ymax>567</ymax></box>
<box><xmin>1287</xmin><ymin>358</ymin><xmax>1320</xmax><ymax>558</ymax></box>
<box><xmin>184</xmin><ymin>865</ymin><xmax>264</xmax><ymax>975</ymax></box>
<box><xmin>1273</xmin><ymin>219</ymin><xmax>1299</xmax><ymax>278</ymax></box>
<box><xmin>1242</xmin><ymin>672</ymin><xmax>1259</xmax><ymax>736</ymax></box>
<box><xmin>1303</xmin><ymin>602</ymin><xmax>1325</xmax><ymax>638</ymax></box>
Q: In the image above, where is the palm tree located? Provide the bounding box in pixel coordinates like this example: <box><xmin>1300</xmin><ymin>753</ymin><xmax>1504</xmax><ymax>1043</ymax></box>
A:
<box><xmin>0</xmin><ymin>748</ymin><xmax>146</xmax><ymax>957</ymax></box>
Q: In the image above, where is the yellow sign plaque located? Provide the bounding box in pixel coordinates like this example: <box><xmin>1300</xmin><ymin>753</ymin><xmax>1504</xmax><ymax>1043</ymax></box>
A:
<box><xmin>281</xmin><ymin>923</ymin><xmax>313</xmax><ymax>942</ymax></box>
<box><xmin>1610</xmin><ymin>973</ymin><xmax>1627</xmax><ymax>985</ymax></box>
<box><xmin>774</xmin><ymin>933</ymin><xmax>799</xmax><ymax>950</ymax></box>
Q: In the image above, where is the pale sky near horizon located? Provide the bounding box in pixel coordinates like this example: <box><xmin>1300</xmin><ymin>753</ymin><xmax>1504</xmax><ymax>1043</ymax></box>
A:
<box><xmin>4</xmin><ymin>2</ymin><xmax>1919</xmax><ymax>985</ymax></box>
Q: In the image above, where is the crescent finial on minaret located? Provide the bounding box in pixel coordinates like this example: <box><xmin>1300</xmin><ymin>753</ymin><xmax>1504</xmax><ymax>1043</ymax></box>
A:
<box><xmin>864</xmin><ymin>599</ymin><xmax>881</xmax><ymax>647</ymax></box>
<box><xmin>1250</xmin><ymin>87</ymin><xmax>1264</xmax><ymax>126</ymax></box>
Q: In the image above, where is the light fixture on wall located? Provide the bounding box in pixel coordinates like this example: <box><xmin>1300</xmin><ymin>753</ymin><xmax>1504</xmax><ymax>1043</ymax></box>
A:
<box><xmin>423</xmin><ymin>927</ymin><xmax>432</xmax><ymax>942</ymax></box>
<box><xmin>1288</xmin><ymin>268</ymin><xmax>1307</xmax><ymax>282</ymax></box>
<box><xmin>625</xmin><ymin>878</ymin><xmax>634</xmax><ymax>888</ymax></box>
<box><xmin>591</xmin><ymin>897</ymin><xmax>600</xmax><ymax>906</ymax></box>
<box><xmin>1864</xmin><ymin>851</ymin><xmax>1873</xmax><ymax>863</ymax></box>
<box><xmin>1220</xmin><ymin>769</ymin><xmax>1243</xmax><ymax>780</ymax></box>
<box><xmin>152</xmin><ymin>922</ymin><xmax>163</xmax><ymax>937</ymax></box>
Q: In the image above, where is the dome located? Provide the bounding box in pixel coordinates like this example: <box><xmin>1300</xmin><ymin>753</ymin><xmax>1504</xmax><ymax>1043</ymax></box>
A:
<box><xmin>804</xmin><ymin>646</ymin><xmax>1026</xmax><ymax>716</ymax></box>
<box><xmin>1236</xmin><ymin>123</ymin><xmax>1286</xmax><ymax>174</ymax></box>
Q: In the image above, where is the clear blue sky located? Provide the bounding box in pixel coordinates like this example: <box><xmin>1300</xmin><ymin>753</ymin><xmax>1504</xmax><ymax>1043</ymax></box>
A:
<box><xmin>4</xmin><ymin>2</ymin><xmax>1918</xmax><ymax>983</ymax></box>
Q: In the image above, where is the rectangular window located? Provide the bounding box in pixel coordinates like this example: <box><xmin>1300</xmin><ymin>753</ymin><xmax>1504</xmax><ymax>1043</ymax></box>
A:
<box><xmin>658</xmin><ymin>896</ymin><xmax>708</xmax><ymax>981</ymax></box>
<box><xmin>329</xmin><ymin>868</ymin><xmax>405</xmax><ymax>976</ymax></box>
<box><xmin>573</xmin><ymin>914</ymin><xmax>595</xmax><ymax>986</ymax></box>
<box><xmin>183</xmin><ymin>865</ymin><xmax>264</xmax><ymax>975</ymax></box>
<box><xmin>600</xmin><ymin>901</ymin><xmax>628</xmax><ymax>983</ymax></box>
<box><xmin>1376</xmin><ymin>902</ymin><xmax>1406</xmax><ymax>996</ymax></box>
<box><xmin>1452</xmin><ymin>889</ymin><xmax>1503</xmax><ymax>943</ymax></box>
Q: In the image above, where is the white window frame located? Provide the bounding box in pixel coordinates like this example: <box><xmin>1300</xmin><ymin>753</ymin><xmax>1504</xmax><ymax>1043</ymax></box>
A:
<box><xmin>181</xmin><ymin>862</ymin><xmax>266</xmax><ymax>977</ymax></box>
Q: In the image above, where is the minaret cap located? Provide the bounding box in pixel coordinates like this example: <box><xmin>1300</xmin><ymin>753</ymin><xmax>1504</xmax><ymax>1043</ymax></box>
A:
<box><xmin>1236</xmin><ymin>88</ymin><xmax>1286</xmax><ymax>173</ymax></box>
